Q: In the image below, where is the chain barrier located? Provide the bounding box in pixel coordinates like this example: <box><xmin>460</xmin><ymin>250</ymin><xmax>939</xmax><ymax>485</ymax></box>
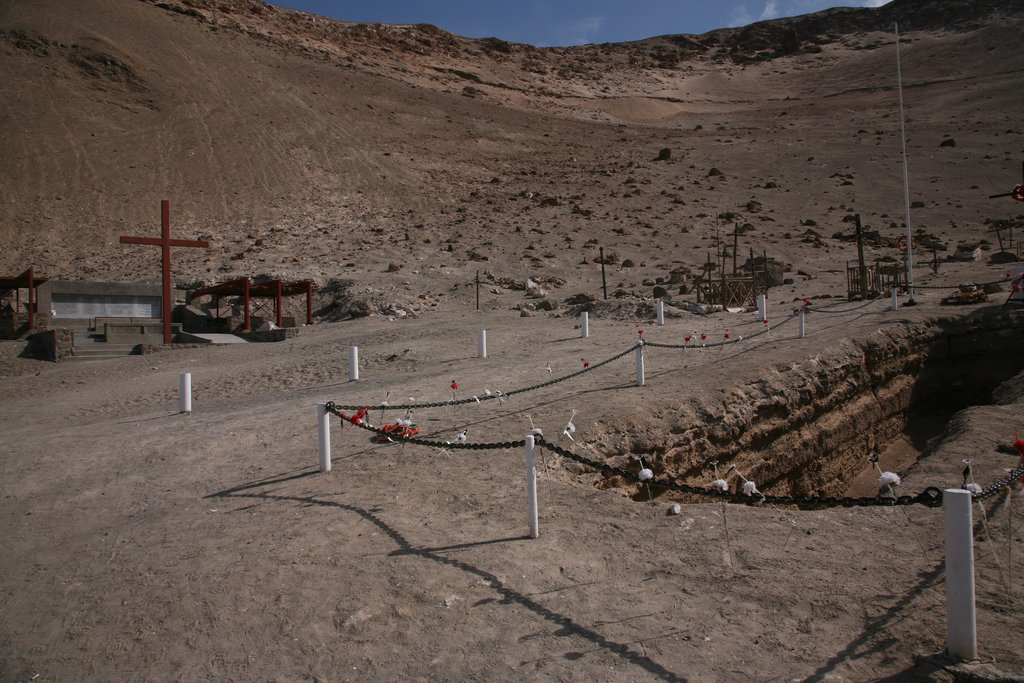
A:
<box><xmin>644</xmin><ymin>310</ymin><xmax>799</xmax><ymax>350</ymax></box>
<box><xmin>973</xmin><ymin>464</ymin><xmax>1024</xmax><ymax>501</ymax></box>
<box><xmin>323</xmin><ymin>344</ymin><xmax>636</xmax><ymax>412</ymax></box>
<box><xmin>908</xmin><ymin>275</ymin><xmax>1012</xmax><ymax>291</ymax></box>
<box><xmin>802</xmin><ymin>295</ymin><xmax>886</xmax><ymax>315</ymax></box>
<box><xmin>317</xmin><ymin>406</ymin><xmax>965</xmax><ymax>509</ymax></box>
<box><xmin>533</xmin><ymin>436</ymin><xmax>947</xmax><ymax>508</ymax></box>
<box><xmin>323</xmin><ymin>401</ymin><xmax>526</xmax><ymax>450</ymax></box>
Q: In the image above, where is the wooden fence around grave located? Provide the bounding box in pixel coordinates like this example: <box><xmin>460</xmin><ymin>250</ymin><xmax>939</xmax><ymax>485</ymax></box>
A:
<box><xmin>847</xmin><ymin>261</ymin><xmax>908</xmax><ymax>300</ymax></box>
<box><xmin>701</xmin><ymin>276</ymin><xmax>768</xmax><ymax>308</ymax></box>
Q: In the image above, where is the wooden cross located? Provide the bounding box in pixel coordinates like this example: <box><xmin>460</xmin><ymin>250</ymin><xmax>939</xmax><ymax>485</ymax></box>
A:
<box><xmin>120</xmin><ymin>200</ymin><xmax>208</xmax><ymax>344</ymax></box>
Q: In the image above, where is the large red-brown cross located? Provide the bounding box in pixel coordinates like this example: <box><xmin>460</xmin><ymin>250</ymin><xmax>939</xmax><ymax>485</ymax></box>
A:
<box><xmin>120</xmin><ymin>200</ymin><xmax>209</xmax><ymax>344</ymax></box>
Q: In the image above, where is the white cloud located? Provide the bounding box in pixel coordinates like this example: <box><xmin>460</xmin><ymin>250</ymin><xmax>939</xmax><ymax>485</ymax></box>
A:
<box><xmin>731</xmin><ymin>0</ymin><xmax>893</xmax><ymax>28</ymax></box>
<box><xmin>759</xmin><ymin>0</ymin><xmax>780</xmax><ymax>21</ymax></box>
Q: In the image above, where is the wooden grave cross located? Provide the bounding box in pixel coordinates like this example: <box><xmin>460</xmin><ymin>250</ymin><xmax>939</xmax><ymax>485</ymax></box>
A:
<box><xmin>120</xmin><ymin>200</ymin><xmax>209</xmax><ymax>344</ymax></box>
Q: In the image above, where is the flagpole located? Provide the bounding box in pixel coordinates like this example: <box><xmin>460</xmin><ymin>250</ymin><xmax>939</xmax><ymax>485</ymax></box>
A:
<box><xmin>896</xmin><ymin>22</ymin><xmax>916</xmax><ymax>305</ymax></box>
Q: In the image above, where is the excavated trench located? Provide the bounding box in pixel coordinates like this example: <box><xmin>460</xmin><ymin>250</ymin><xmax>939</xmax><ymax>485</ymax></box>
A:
<box><xmin>593</xmin><ymin>311</ymin><xmax>1024</xmax><ymax>501</ymax></box>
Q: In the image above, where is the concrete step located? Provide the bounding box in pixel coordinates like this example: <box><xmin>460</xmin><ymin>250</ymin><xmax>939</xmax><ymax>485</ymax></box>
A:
<box><xmin>71</xmin><ymin>343</ymin><xmax>139</xmax><ymax>359</ymax></box>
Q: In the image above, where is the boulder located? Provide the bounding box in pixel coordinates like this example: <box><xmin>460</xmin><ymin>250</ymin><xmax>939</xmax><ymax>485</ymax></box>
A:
<box><xmin>348</xmin><ymin>299</ymin><xmax>374</xmax><ymax>317</ymax></box>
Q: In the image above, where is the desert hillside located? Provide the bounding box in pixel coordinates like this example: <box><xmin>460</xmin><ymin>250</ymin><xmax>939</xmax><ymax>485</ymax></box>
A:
<box><xmin>1</xmin><ymin>0</ymin><xmax>1022</xmax><ymax>315</ymax></box>
<box><xmin>3</xmin><ymin>2</ymin><xmax>1024</xmax><ymax>681</ymax></box>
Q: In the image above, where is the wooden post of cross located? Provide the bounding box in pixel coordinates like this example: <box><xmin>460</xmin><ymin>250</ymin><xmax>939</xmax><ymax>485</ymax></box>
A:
<box><xmin>120</xmin><ymin>200</ymin><xmax>209</xmax><ymax>344</ymax></box>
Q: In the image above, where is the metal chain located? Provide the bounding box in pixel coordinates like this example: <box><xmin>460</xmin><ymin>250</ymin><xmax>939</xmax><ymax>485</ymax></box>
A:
<box><xmin>323</xmin><ymin>402</ymin><xmax>526</xmax><ymax>450</ymax></box>
<box><xmin>644</xmin><ymin>311</ymin><xmax>798</xmax><ymax>350</ymax></box>
<box><xmin>533</xmin><ymin>436</ymin><xmax>946</xmax><ymax>508</ymax></box>
<box><xmin>802</xmin><ymin>295</ymin><xmax>886</xmax><ymax>315</ymax></box>
<box><xmin>973</xmin><ymin>465</ymin><xmax>1024</xmax><ymax>500</ymax></box>
<box><xmin>323</xmin><ymin>345</ymin><xmax>636</xmax><ymax>412</ymax></box>
<box><xmin>909</xmin><ymin>276</ymin><xmax>1012</xmax><ymax>291</ymax></box>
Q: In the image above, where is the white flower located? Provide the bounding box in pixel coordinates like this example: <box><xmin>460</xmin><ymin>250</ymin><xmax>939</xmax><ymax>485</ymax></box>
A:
<box><xmin>639</xmin><ymin>468</ymin><xmax>653</xmax><ymax>481</ymax></box>
<box><xmin>713</xmin><ymin>479</ymin><xmax>729</xmax><ymax>491</ymax></box>
<box><xmin>743</xmin><ymin>481</ymin><xmax>759</xmax><ymax>496</ymax></box>
<box><xmin>966</xmin><ymin>482</ymin><xmax>982</xmax><ymax>494</ymax></box>
<box><xmin>878</xmin><ymin>471</ymin><xmax>901</xmax><ymax>487</ymax></box>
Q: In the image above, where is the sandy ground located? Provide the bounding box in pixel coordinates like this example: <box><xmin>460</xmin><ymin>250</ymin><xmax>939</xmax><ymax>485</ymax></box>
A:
<box><xmin>2</xmin><ymin>274</ymin><xmax>1023</xmax><ymax>681</ymax></box>
<box><xmin>2</xmin><ymin>0</ymin><xmax>1024</xmax><ymax>679</ymax></box>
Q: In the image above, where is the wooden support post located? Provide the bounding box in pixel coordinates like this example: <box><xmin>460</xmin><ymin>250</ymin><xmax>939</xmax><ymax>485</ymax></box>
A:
<box><xmin>732</xmin><ymin>223</ymin><xmax>739</xmax><ymax>276</ymax></box>
<box><xmin>305</xmin><ymin>281</ymin><xmax>313</xmax><ymax>325</ymax></box>
<box><xmin>274</xmin><ymin>279</ymin><xmax>282</xmax><ymax>328</ymax></box>
<box><xmin>27</xmin><ymin>267</ymin><xmax>35</xmax><ymax>331</ymax></box>
<box><xmin>243</xmin><ymin>277</ymin><xmax>251</xmax><ymax>331</ymax></box>
<box><xmin>855</xmin><ymin>214</ymin><xmax>868</xmax><ymax>299</ymax></box>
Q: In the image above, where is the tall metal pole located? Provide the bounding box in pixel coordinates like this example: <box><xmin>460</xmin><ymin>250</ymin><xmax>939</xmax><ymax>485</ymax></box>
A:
<box><xmin>600</xmin><ymin>247</ymin><xmax>607</xmax><ymax>300</ymax></box>
<box><xmin>896</xmin><ymin>23</ymin><xmax>916</xmax><ymax>304</ymax></box>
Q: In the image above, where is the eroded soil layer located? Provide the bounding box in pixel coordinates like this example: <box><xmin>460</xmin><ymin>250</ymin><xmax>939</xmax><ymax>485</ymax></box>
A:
<box><xmin>591</xmin><ymin>311</ymin><xmax>1024</xmax><ymax>498</ymax></box>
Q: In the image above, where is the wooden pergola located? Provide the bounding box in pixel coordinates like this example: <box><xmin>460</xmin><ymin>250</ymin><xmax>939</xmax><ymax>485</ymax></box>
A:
<box><xmin>191</xmin><ymin>278</ymin><xmax>314</xmax><ymax>331</ymax></box>
<box><xmin>0</xmin><ymin>267</ymin><xmax>49</xmax><ymax>331</ymax></box>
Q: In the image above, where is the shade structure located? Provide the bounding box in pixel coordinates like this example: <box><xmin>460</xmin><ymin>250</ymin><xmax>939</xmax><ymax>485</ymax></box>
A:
<box><xmin>0</xmin><ymin>267</ymin><xmax>50</xmax><ymax>331</ymax></box>
<box><xmin>191</xmin><ymin>278</ymin><xmax>314</xmax><ymax>331</ymax></box>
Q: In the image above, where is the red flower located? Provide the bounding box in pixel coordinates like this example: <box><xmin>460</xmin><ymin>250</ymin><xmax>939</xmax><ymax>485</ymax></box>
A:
<box><xmin>1014</xmin><ymin>433</ymin><xmax>1024</xmax><ymax>457</ymax></box>
<box><xmin>685</xmin><ymin>335</ymin><xmax>692</xmax><ymax>342</ymax></box>
<box><xmin>701</xmin><ymin>333</ymin><xmax>708</xmax><ymax>341</ymax></box>
<box><xmin>450</xmin><ymin>381</ymin><xmax>458</xmax><ymax>390</ymax></box>
<box><xmin>724</xmin><ymin>329</ymin><xmax>730</xmax><ymax>339</ymax></box>
<box><xmin>581</xmin><ymin>358</ymin><xmax>590</xmax><ymax>368</ymax></box>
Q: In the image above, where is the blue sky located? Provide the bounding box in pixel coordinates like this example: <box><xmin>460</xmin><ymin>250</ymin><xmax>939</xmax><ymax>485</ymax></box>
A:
<box><xmin>273</xmin><ymin>0</ymin><xmax>892</xmax><ymax>47</ymax></box>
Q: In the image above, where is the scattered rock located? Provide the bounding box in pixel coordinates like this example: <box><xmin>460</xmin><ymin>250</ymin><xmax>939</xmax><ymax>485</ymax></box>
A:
<box><xmin>387</xmin><ymin>262</ymin><xmax>402</xmax><ymax>272</ymax></box>
<box><xmin>989</xmin><ymin>250</ymin><xmax>1019</xmax><ymax>264</ymax></box>
<box><xmin>939</xmin><ymin>138</ymin><xmax>956</xmax><ymax>147</ymax></box>
<box><xmin>348</xmin><ymin>299</ymin><xmax>374</xmax><ymax>317</ymax></box>
<box><xmin>655</xmin><ymin>147</ymin><xmax>672</xmax><ymax>161</ymax></box>
<box><xmin>565</xmin><ymin>292</ymin><xmax>597</xmax><ymax>305</ymax></box>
